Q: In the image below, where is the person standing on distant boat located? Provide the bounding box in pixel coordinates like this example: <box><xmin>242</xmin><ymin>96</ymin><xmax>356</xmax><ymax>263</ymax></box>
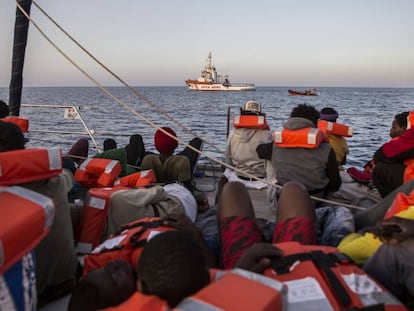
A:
<box><xmin>225</xmin><ymin>100</ymin><xmax>273</xmax><ymax>182</ymax></box>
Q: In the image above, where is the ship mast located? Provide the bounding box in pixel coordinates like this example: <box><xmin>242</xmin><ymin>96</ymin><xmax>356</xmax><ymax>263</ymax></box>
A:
<box><xmin>9</xmin><ymin>0</ymin><xmax>32</xmax><ymax>116</ymax></box>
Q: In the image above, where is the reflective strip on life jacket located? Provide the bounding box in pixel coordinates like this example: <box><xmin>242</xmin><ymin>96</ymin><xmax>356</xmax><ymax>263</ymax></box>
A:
<box><xmin>83</xmin><ymin>217</ymin><xmax>176</xmax><ymax>276</ymax></box>
<box><xmin>273</xmin><ymin>127</ymin><xmax>327</xmax><ymax>149</ymax></box>
<box><xmin>115</xmin><ymin>169</ymin><xmax>157</xmax><ymax>188</ymax></box>
<box><xmin>0</xmin><ymin>116</ymin><xmax>29</xmax><ymax>133</ymax></box>
<box><xmin>0</xmin><ymin>186</ymin><xmax>54</xmax><ymax>274</ymax></box>
<box><xmin>263</xmin><ymin>241</ymin><xmax>405</xmax><ymax>311</ymax></box>
<box><xmin>317</xmin><ymin>120</ymin><xmax>354</xmax><ymax>137</ymax></box>
<box><xmin>174</xmin><ymin>270</ymin><xmax>285</xmax><ymax>311</ymax></box>
<box><xmin>233</xmin><ymin>115</ymin><xmax>270</xmax><ymax>130</ymax></box>
<box><xmin>75</xmin><ymin>186</ymin><xmax>130</xmax><ymax>254</ymax></box>
<box><xmin>75</xmin><ymin>158</ymin><xmax>121</xmax><ymax>188</ymax></box>
<box><xmin>0</xmin><ymin>148</ymin><xmax>62</xmax><ymax>186</ymax></box>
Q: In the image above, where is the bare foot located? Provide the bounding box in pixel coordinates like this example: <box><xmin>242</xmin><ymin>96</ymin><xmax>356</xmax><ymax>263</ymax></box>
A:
<box><xmin>193</xmin><ymin>192</ymin><xmax>210</xmax><ymax>212</ymax></box>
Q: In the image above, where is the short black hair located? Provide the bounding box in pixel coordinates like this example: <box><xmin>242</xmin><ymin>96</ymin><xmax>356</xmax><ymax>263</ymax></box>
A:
<box><xmin>290</xmin><ymin>104</ymin><xmax>320</xmax><ymax>126</ymax></box>
<box><xmin>394</xmin><ymin>111</ymin><xmax>409</xmax><ymax>128</ymax></box>
<box><xmin>0</xmin><ymin>100</ymin><xmax>9</xmax><ymax>118</ymax></box>
<box><xmin>137</xmin><ymin>231</ymin><xmax>210</xmax><ymax>307</ymax></box>
<box><xmin>103</xmin><ymin>138</ymin><xmax>117</xmax><ymax>151</ymax></box>
<box><xmin>0</xmin><ymin>121</ymin><xmax>26</xmax><ymax>152</ymax></box>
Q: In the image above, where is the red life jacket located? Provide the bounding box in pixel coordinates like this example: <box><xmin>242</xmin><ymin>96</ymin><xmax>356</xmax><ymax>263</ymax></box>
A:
<box><xmin>75</xmin><ymin>186</ymin><xmax>131</xmax><ymax>254</ymax></box>
<box><xmin>273</xmin><ymin>127</ymin><xmax>328</xmax><ymax>149</ymax></box>
<box><xmin>75</xmin><ymin>157</ymin><xmax>121</xmax><ymax>188</ymax></box>
<box><xmin>101</xmin><ymin>292</ymin><xmax>170</xmax><ymax>311</ymax></box>
<box><xmin>407</xmin><ymin>111</ymin><xmax>414</xmax><ymax>130</ymax></box>
<box><xmin>263</xmin><ymin>241</ymin><xmax>406</xmax><ymax>311</ymax></box>
<box><xmin>0</xmin><ymin>148</ymin><xmax>62</xmax><ymax>186</ymax></box>
<box><xmin>174</xmin><ymin>269</ymin><xmax>285</xmax><ymax>311</ymax></box>
<box><xmin>115</xmin><ymin>169</ymin><xmax>157</xmax><ymax>187</ymax></box>
<box><xmin>233</xmin><ymin>115</ymin><xmax>270</xmax><ymax>130</ymax></box>
<box><xmin>317</xmin><ymin>120</ymin><xmax>354</xmax><ymax>137</ymax></box>
<box><xmin>82</xmin><ymin>217</ymin><xmax>176</xmax><ymax>276</ymax></box>
<box><xmin>0</xmin><ymin>186</ymin><xmax>55</xmax><ymax>274</ymax></box>
<box><xmin>0</xmin><ymin>116</ymin><xmax>29</xmax><ymax>133</ymax></box>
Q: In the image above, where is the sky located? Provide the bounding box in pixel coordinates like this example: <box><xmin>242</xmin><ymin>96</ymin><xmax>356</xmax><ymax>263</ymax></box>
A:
<box><xmin>1</xmin><ymin>0</ymin><xmax>414</xmax><ymax>88</ymax></box>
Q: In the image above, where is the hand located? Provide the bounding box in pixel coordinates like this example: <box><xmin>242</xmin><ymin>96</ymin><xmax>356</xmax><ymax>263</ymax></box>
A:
<box><xmin>160</xmin><ymin>213</ymin><xmax>200</xmax><ymax>236</ymax></box>
<box><xmin>235</xmin><ymin>243</ymin><xmax>282</xmax><ymax>273</ymax></box>
<box><xmin>367</xmin><ymin>217</ymin><xmax>414</xmax><ymax>245</ymax></box>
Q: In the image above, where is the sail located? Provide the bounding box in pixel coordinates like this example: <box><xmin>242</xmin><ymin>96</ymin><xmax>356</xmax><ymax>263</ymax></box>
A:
<box><xmin>9</xmin><ymin>0</ymin><xmax>32</xmax><ymax>116</ymax></box>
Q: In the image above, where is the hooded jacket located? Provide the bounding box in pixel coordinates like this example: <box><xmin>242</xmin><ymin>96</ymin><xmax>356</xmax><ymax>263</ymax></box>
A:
<box><xmin>272</xmin><ymin>117</ymin><xmax>341</xmax><ymax>195</ymax></box>
<box><xmin>225</xmin><ymin>127</ymin><xmax>273</xmax><ymax>177</ymax></box>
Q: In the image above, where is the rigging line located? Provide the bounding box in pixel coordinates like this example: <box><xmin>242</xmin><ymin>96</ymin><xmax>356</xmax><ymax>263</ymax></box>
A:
<box><xmin>16</xmin><ymin>3</ymin><xmax>364</xmax><ymax>211</ymax></box>
<box><xmin>30</xmin><ymin>0</ymin><xmax>225</xmax><ymax>155</ymax></box>
<box><xmin>14</xmin><ymin>2</ymin><xmax>233</xmax><ymax>180</ymax></box>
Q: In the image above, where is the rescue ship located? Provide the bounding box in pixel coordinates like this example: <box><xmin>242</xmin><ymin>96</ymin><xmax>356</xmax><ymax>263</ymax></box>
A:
<box><xmin>185</xmin><ymin>52</ymin><xmax>256</xmax><ymax>91</ymax></box>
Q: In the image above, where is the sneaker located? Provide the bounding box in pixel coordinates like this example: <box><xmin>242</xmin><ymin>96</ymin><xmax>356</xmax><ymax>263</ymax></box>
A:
<box><xmin>347</xmin><ymin>167</ymin><xmax>372</xmax><ymax>183</ymax></box>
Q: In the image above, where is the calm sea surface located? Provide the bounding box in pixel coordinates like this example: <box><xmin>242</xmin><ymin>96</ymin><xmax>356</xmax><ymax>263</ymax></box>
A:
<box><xmin>1</xmin><ymin>86</ymin><xmax>413</xmax><ymax>168</ymax></box>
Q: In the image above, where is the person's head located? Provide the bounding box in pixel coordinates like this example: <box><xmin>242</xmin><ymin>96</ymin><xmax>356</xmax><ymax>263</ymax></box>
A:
<box><xmin>390</xmin><ymin>111</ymin><xmax>409</xmax><ymax>138</ymax></box>
<box><xmin>0</xmin><ymin>100</ymin><xmax>9</xmax><ymax>118</ymax></box>
<box><xmin>154</xmin><ymin>127</ymin><xmax>178</xmax><ymax>155</ymax></box>
<box><xmin>103</xmin><ymin>138</ymin><xmax>117</xmax><ymax>151</ymax></box>
<box><xmin>290</xmin><ymin>104</ymin><xmax>320</xmax><ymax>126</ymax></box>
<box><xmin>319</xmin><ymin>107</ymin><xmax>339</xmax><ymax>122</ymax></box>
<box><xmin>0</xmin><ymin>121</ymin><xmax>26</xmax><ymax>152</ymax></box>
<box><xmin>241</xmin><ymin>100</ymin><xmax>264</xmax><ymax>116</ymax></box>
<box><xmin>137</xmin><ymin>231</ymin><xmax>210</xmax><ymax>307</ymax></box>
<box><xmin>68</xmin><ymin>260</ymin><xmax>136</xmax><ymax>311</ymax></box>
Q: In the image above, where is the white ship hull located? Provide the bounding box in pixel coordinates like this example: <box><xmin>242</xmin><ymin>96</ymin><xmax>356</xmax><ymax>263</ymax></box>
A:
<box><xmin>186</xmin><ymin>80</ymin><xmax>256</xmax><ymax>91</ymax></box>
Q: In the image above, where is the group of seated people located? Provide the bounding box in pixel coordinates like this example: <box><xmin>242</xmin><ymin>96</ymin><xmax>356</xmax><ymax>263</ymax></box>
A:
<box><xmin>2</xmin><ymin>97</ymin><xmax>414</xmax><ymax>310</ymax></box>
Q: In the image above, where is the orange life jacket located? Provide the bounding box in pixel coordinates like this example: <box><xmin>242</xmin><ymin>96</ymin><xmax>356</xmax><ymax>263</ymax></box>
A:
<box><xmin>82</xmin><ymin>217</ymin><xmax>176</xmax><ymax>276</ymax></box>
<box><xmin>317</xmin><ymin>120</ymin><xmax>354</xmax><ymax>137</ymax></box>
<box><xmin>101</xmin><ymin>292</ymin><xmax>170</xmax><ymax>311</ymax></box>
<box><xmin>115</xmin><ymin>169</ymin><xmax>157</xmax><ymax>187</ymax></box>
<box><xmin>0</xmin><ymin>148</ymin><xmax>62</xmax><ymax>186</ymax></box>
<box><xmin>0</xmin><ymin>116</ymin><xmax>29</xmax><ymax>133</ymax></box>
<box><xmin>273</xmin><ymin>127</ymin><xmax>328</xmax><ymax>149</ymax></box>
<box><xmin>384</xmin><ymin>189</ymin><xmax>414</xmax><ymax>220</ymax></box>
<box><xmin>75</xmin><ymin>186</ymin><xmax>131</xmax><ymax>254</ymax></box>
<box><xmin>233</xmin><ymin>115</ymin><xmax>270</xmax><ymax>130</ymax></box>
<box><xmin>0</xmin><ymin>186</ymin><xmax>54</xmax><ymax>274</ymax></box>
<box><xmin>174</xmin><ymin>269</ymin><xmax>285</xmax><ymax>311</ymax></box>
<box><xmin>75</xmin><ymin>158</ymin><xmax>122</xmax><ymax>188</ymax></box>
<box><xmin>263</xmin><ymin>241</ymin><xmax>406</xmax><ymax>311</ymax></box>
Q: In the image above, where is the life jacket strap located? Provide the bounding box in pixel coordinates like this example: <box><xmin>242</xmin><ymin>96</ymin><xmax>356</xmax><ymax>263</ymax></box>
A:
<box><xmin>271</xmin><ymin>250</ymin><xmax>353</xmax><ymax>307</ymax></box>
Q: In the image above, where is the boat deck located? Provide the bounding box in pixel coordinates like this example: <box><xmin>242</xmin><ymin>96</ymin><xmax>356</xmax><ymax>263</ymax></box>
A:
<box><xmin>194</xmin><ymin>165</ymin><xmax>276</xmax><ymax>221</ymax></box>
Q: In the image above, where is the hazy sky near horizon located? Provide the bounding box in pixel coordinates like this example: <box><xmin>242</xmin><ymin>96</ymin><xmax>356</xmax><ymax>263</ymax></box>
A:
<box><xmin>1</xmin><ymin>1</ymin><xmax>414</xmax><ymax>88</ymax></box>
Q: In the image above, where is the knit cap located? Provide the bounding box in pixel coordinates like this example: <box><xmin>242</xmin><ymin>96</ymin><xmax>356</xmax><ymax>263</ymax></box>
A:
<box><xmin>154</xmin><ymin>127</ymin><xmax>178</xmax><ymax>154</ymax></box>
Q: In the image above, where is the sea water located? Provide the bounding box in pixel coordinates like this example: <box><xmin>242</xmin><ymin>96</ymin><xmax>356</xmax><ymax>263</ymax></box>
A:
<box><xmin>0</xmin><ymin>86</ymin><xmax>413</xmax><ymax>168</ymax></box>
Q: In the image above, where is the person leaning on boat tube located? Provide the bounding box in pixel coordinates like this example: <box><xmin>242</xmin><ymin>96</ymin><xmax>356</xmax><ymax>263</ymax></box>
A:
<box><xmin>224</xmin><ymin>100</ymin><xmax>273</xmax><ymax>182</ymax></box>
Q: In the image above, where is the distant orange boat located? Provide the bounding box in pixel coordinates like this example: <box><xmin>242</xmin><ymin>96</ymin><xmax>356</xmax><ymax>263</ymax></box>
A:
<box><xmin>288</xmin><ymin>89</ymin><xmax>318</xmax><ymax>96</ymax></box>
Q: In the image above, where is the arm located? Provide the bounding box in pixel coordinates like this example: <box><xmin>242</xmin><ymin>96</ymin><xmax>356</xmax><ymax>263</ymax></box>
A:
<box><xmin>235</xmin><ymin>243</ymin><xmax>283</xmax><ymax>273</ymax></box>
<box><xmin>325</xmin><ymin>148</ymin><xmax>341</xmax><ymax>192</ymax></box>
<box><xmin>366</xmin><ymin>216</ymin><xmax>414</xmax><ymax>245</ymax></box>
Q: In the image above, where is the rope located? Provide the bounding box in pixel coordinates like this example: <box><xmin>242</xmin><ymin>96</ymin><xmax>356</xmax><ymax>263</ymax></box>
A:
<box><xmin>30</xmin><ymin>0</ymin><xmax>225</xmax><ymax>156</ymax></box>
<box><xmin>16</xmin><ymin>2</ymin><xmax>365</xmax><ymax>211</ymax></box>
